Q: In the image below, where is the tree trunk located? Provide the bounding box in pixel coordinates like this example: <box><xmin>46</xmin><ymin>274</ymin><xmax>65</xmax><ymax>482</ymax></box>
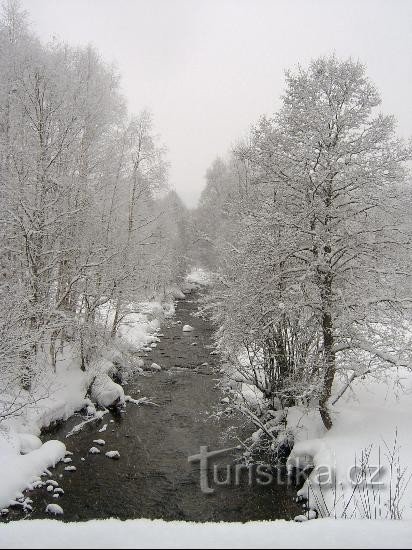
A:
<box><xmin>319</xmin><ymin>283</ymin><xmax>335</xmax><ymax>429</ymax></box>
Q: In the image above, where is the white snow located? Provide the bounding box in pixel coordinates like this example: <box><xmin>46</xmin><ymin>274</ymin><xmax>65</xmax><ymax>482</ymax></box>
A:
<box><xmin>182</xmin><ymin>325</ymin><xmax>194</xmax><ymax>332</ymax></box>
<box><xmin>287</xmin><ymin>368</ymin><xmax>412</xmax><ymax>519</ymax></box>
<box><xmin>0</xmin><ymin>440</ymin><xmax>65</xmax><ymax>509</ymax></box>
<box><xmin>18</xmin><ymin>434</ymin><xmax>42</xmax><ymax>454</ymax></box>
<box><xmin>93</xmin><ymin>439</ymin><xmax>105</xmax><ymax>446</ymax></box>
<box><xmin>0</xmin><ymin>518</ymin><xmax>411</xmax><ymax>548</ymax></box>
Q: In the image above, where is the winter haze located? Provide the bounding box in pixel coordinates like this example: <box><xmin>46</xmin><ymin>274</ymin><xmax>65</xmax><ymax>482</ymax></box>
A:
<box><xmin>21</xmin><ymin>0</ymin><xmax>412</xmax><ymax>206</ymax></box>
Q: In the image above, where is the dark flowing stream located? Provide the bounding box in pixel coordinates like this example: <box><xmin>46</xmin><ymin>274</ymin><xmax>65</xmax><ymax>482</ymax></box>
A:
<box><xmin>7</xmin><ymin>292</ymin><xmax>300</xmax><ymax>522</ymax></box>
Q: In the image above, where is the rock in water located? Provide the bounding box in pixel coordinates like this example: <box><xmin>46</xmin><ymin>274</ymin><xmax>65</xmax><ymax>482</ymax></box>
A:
<box><xmin>105</xmin><ymin>450</ymin><xmax>120</xmax><ymax>460</ymax></box>
<box><xmin>89</xmin><ymin>446</ymin><xmax>101</xmax><ymax>455</ymax></box>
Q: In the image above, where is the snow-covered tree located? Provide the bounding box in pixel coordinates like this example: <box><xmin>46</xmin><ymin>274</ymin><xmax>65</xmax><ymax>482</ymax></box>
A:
<box><xmin>200</xmin><ymin>56</ymin><xmax>411</xmax><ymax>431</ymax></box>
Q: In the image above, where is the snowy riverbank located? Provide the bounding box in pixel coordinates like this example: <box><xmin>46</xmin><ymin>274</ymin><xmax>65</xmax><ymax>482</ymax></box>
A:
<box><xmin>0</xmin><ymin>285</ymin><xmax>191</xmax><ymax>512</ymax></box>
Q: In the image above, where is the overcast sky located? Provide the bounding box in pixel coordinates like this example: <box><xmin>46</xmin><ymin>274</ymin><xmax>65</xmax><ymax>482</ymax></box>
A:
<box><xmin>21</xmin><ymin>0</ymin><xmax>412</xmax><ymax>207</ymax></box>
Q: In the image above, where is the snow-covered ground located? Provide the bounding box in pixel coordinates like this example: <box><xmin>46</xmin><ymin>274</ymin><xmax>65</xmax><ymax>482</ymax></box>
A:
<box><xmin>224</xmin><ymin>362</ymin><xmax>412</xmax><ymax>521</ymax></box>
<box><xmin>287</xmin><ymin>368</ymin><xmax>412</xmax><ymax>520</ymax></box>
<box><xmin>0</xmin><ymin>517</ymin><xmax>411</xmax><ymax>549</ymax></box>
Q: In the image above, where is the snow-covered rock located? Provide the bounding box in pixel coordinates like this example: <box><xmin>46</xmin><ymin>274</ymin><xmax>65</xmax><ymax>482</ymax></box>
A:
<box><xmin>64</xmin><ymin>466</ymin><xmax>76</xmax><ymax>472</ymax></box>
<box><xmin>88</xmin><ymin>447</ymin><xmax>100</xmax><ymax>455</ymax></box>
<box><xmin>105</xmin><ymin>451</ymin><xmax>120</xmax><ymax>460</ymax></box>
<box><xmin>93</xmin><ymin>439</ymin><xmax>105</xmax><ymax>446</ymax></box>
<box><xmin>45</xmin><ymin>503</ymin><xmax>63</xmax><ymax>516</ymax></box>
<box><xmin>148</xmin><ymin>362</ymin><xmax>162</xmax><ymax>372</ymax></box>
<box><xmin>91</xmin><ymin>374</ymin><xmax>125</xmax><ymax>409</ymax></box>
<box><xmin>46</xmin><ymin>480</ymin><xmax>59</xmax><ymax>487</ymax></box>
<box><xmin>182</xmin><ymin>325</ymin><xmax>194</xmax><ymax>332</ymax></box>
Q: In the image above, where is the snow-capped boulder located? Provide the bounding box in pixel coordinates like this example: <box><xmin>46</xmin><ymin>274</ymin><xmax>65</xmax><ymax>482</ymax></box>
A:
<box><xmin>64</xmin><ymin>466</ymin><xmax>76</xmax><ymax>472</ymax></box>
<box><xmin>148</xmin><ymin>362</ymin><xmax>162</xmax><ymax>371</ymax></box>
<box><xmin>88</xmin><ymin>447</ymin><xmax>100</xmax><ymax>455</ymax></box>
<box><xmin>45</xmin><ymin>503</ymin><xmax>63</xmax><ymax>516</ymax></box>
<box><xmin>46</xmin><ymin>480</ymin><xmax>59</xmax><ymax>487</ymax></box>
<box><xmin>91</xmin><ymin>374</ymin><xmax>125</xmax><ymax>409</ymax></box>
<box><xmin>105</xmin><ymin>450</ymin><xmax>120</xmax><ymax>460</ymax></box>
<box><xmin>93</xmin><ymin>439</ymin><xmax>105</xmax><ymax>446</ymax></box>
<box><xmin>182</xmin><ymin>325</ymin><xmax>194</xmax><ymax>332</ymax></box>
